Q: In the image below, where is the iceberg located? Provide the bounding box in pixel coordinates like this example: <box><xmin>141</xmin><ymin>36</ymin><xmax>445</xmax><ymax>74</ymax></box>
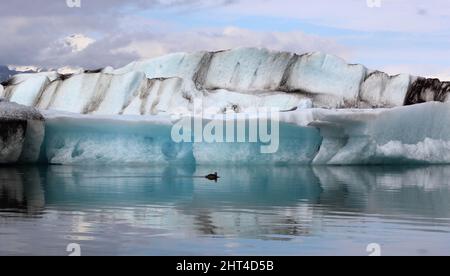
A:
<box><xmin>303</xmin><ymin>102</ymin><xmax>450</xmax><ymax>164</ymax></box>
<box><xmin>2</xmin><ymin>48</ymin><xmax>450</xmax><ymax>114</ymax></box>
<box><xmin>0</xmin><ymin>48</ymin><xmax>449</xmax><ymax>165</ymax></box>
<box><xmin>30</xmin><ymin>102</ymin><xmax>450</xmax><ymax>165</ymax></box>
<box><xmin>2</xmin><ymin>100</ymin><xmax>450</xmax><ymax>165</ymax></box>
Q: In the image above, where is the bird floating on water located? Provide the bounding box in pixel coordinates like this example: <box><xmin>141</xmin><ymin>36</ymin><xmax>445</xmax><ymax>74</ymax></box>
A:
<box><xmin>205</xmin><ymin>172</ymin><xmax>220</xmax><ymax>182</ymax></box>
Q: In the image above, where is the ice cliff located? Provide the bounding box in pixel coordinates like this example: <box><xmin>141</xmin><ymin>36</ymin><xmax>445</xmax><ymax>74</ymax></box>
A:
<box><xmin>0</xmin><ymin>101</ymin><xmax>44</xmax><ymax>163</ymax></box>
<box><xmin>1</xmin><ymin>48</ymin><xmax>450</xmax><ymax>165</ymax></box>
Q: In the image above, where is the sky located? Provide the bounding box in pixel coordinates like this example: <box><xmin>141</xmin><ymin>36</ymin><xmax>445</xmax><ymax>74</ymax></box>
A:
<box><xmin>1</xmin><ymin>0</ymin><xmax>450</xmax><ymax>79</ymax></box>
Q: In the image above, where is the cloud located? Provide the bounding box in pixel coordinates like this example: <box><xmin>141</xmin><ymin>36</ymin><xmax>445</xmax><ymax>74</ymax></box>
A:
<box><xmin>0</xmin><ymin>0</ymin><xmax>448</xmax><ymax>79</ymax></box>
<box><xmin>63</xmin><ymin>34</ymin><xmax>95</xmax><ymax>52</ymax></box>
<box><xmin>0</xmin><ymin>1</ymin><xmax>351</xmax><ymax>69</ymax></box>
<box><xmin>37</xmin><ymin>33</ymin><xmax>139</xmax><ymax>69</ymax></box>
<box><xmin>0</xmin><ymin>0</ymin><xmax>236</xmax><ymax>16</ymax></box>
<box><xmin>0</xmin><ymin>0</ymin><xmax>241</xmax><ymax>68</ymax></box>
<box><xmin>39</xmin><ymin>26</ymin><xmax>350</xmax><ymax>69</ymax></box>
<box><xmin>222</xmin><ymin>0</ymin><xmax>450</xmax><ymax>33</ymax></box>
<box><xmin>115</xmin><ymin>27</ymin><xmax>351</xmax><ymax>60</ymax></box>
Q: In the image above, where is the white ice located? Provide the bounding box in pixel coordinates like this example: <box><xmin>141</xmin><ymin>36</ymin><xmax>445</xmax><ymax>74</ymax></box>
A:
<box><xmin>0</xmin><ymin>48</ymin><xmax>421</xmax><ymax>114</ymax></box>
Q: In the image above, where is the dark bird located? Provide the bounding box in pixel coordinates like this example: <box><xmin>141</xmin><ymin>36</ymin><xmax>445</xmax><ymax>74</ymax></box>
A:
<box><xmin>205</xmin><ymin>172</ymin><xmax>220</xmax><ymax>182</ymax></box>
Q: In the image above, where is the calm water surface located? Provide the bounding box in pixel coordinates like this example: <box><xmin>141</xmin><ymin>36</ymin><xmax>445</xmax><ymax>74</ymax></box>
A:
<box><xmin>1</xmin><ymin>165</ymin><xmax>450</xmax><ymax>256</ymax></box>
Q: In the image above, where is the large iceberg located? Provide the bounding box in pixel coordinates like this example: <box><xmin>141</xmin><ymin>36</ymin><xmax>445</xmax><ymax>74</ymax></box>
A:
<box><xmin>2</xmin><ymin>48</ymin><xmax>450</xmax><ymax>114</ymax></box>
<box><xmin>1</xmin><ymin>48</ymin><xmax>449</xmax><ymax>165</ymax></box>
<box><xmin>33</xmin><ymin>102</ymin><xmax>450</xmax><ymax>165</ymax></box>
<box><xmin>2</xmin><ymin>100</ymin><xmax>450</xmax><ymax>165</ymax></box>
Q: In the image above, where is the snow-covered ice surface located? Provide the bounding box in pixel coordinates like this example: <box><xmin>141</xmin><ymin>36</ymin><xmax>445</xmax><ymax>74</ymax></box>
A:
<box><xmin>2</xmin><ymin>48</ymin><xmax>450</xmax><ymax>114</ymax></box>
<box><xmin>1</xmin><ymin>48</ymin><xmax>450</xmax><ymax>165</ymax></box>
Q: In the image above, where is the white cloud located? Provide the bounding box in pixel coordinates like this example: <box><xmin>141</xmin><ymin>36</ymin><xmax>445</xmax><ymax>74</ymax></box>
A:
<box><xmin>114</xmin><ymin>26</ymin><xmax>351</xmax><ymax>60</ymax></box>
<box><xmin>64</xmin><ymin>34</ymin><xmax>95</xmax><ymax>53</ymax></box>
<box><xmin>0</xmin><ymin>0</ymin><xmax>448</xmax><ymax>79</ymax></box>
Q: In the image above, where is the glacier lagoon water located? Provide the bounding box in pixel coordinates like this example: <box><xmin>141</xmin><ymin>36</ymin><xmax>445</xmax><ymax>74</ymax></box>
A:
<box><xmin>1</xmin><ymin>164</ymin><xmax>450</xmax><ymax>256</ymax></box>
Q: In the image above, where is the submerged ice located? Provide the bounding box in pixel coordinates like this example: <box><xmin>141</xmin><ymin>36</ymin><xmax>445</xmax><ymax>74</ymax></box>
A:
<box><xmin>1</xmin><ymin>48</ymin><xmax>450</xmax><ymax>165</ymax></box>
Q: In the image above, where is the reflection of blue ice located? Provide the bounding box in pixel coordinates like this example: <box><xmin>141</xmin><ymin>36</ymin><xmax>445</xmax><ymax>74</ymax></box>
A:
<box><xmin>1</xmin><ymin>165</ymin><xmax>450</xmax><ymax>256</ymax></box>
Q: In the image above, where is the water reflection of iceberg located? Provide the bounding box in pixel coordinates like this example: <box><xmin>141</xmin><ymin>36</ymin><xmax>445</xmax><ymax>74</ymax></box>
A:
<box><xmin>314</xmin><ymin>166</ymin><xmax>450</xmax><ymax>218</ymax></box>
<box><xmin>0</xmin><ymin>167</ymin><xmax>45</xmax><ymax>214</ymax></box>
<box><xmin>1</xmin><ymin>165</ymin><xmax>450</xmax><ymax>238</ymax></box>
